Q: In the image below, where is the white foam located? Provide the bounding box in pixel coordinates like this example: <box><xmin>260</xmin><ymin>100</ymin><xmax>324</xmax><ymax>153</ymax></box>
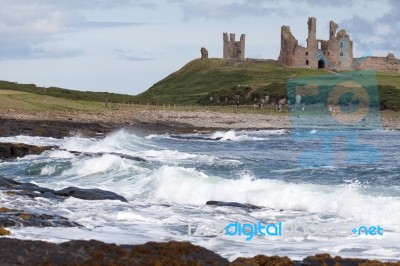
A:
<box><xmin>46</xmin><ymin>150</ymin><xmax>75</xmax><ymax>159</ymax></box>
<box><xmin>40</xmin><ymin>165</ymin><xmax>57</xmax><ymax>176</ymax></box>
<box><xmin>63</xmin><ymin>154</ymin><xmax>133</xmax><ymax>177</ymax></box>
<box><xmin>210</xmin><ymin>130</ymin><xmax>266</xmax><ymax>141</ymax></box>
<box><xmin>0</xmin><ymin>135</ymin><xmax>61</xmax><ymax>146</ymax></box>
<box><xmin>149</xmin><ymin>166</ymin><xmax>400</xmax><ymax>230</ymax></box>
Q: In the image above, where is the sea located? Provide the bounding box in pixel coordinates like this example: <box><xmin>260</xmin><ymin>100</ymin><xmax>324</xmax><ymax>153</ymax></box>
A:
<box><xmin>0</xmin><ymin>128</ymin><xmax>399</xmax><ymax>261</ymax></box>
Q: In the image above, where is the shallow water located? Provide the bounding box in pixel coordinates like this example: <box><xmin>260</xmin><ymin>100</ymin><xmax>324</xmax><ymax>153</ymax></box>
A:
<box><xmin>0</xmin><ymin>129</ymin><xmax>399</xmax><ymax>261</ymax></box>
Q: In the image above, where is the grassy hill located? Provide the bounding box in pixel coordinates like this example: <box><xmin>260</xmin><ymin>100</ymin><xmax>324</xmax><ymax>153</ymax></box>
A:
<box><xmin>134</xmin><ymin>59</ymin><xmax>327</xmax><ymax>104</ymax></box>
<box><xmin>0</xmin><ymin>89</ymin><xmax>105</xmax><ymax>111</ymax></box>
<box><xmin>134</xmin><ymin>58</ymin><xmax>400</xmax><ymax>110</ymax></box>
<box><xmin>1</xmin><ymin>58</ymin><xmax>400</xmax><ymax>110</ymax></box>
<box><xmin>0</xmin><ymin>81</ymin><xmax>137</xmax><ymax>103</ymax></box>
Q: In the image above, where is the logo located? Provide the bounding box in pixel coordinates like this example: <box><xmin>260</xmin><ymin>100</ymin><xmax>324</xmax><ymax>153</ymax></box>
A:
<box><xmin>352</xmin><ymin>225</ymin><xmax>383</xmax><ymax>236</ymax></box>
<box><xmin>286</xmin><ymin>70</ymin><xmax>382</xmax><ymax>167</ymax></box>
<box><xmin>225</xmin><ymin>221</ymin><xmax>283</xmax><ymax>241</ymax></box>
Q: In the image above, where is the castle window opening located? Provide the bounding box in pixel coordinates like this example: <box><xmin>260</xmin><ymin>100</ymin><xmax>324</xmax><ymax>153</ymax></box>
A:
<box><xmin>306</xmin><ymin>52</ymin><xmax>308</xmax><ymax>56</ymax></box>
<box><xmin>306</xmin><ymin>60</ymin><xmax>309</xmax><ymax>65</ymax></box>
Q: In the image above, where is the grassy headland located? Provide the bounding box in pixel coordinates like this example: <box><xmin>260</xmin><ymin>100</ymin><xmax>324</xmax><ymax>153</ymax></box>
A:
<box><xmin>1</xmin><ymin>58</ymin><xmax>400</xmax><ymax>110</ymax></box>
<box><xmin>134</xmin><ymin>58</ymin><xmax>400</xmax><ymax>110</ymax></box>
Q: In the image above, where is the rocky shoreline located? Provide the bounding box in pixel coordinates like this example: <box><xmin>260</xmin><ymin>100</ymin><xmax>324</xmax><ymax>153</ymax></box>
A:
<box><xmin>0</xmin><ymin>109</ymin><xmax>399</xmax><ymax>140</ymax></box>
<box><xmin>0</xmin><ymin>110</ymin><xmax>400</xmax><ymax>265</ymax></box>
<box><xmin>0</xmin><ymin>174</ymin><xmax>398</xmax><ymax>265</ymax></box>
<box><xmin>0</xmin><ymin>238</ymin><xmax>398</xmax><ymax>266</ymax></box>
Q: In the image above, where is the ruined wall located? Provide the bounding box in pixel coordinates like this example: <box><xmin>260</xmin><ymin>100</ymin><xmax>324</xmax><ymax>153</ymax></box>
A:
<box><xmin>223</xmin><ymin>33</ymin><xmax>245</xmax><ymax>60</ymax></box>
<box><xmin>320</xmin><ymin>30</ymin><xmax>353</xmax><ymax>69</ymax></box>
<box><xmin>278</xmin><ymin>17</ymin><xmax>354</xmax><ymax>70</ymax></box>
<box><xmin>278</xmin><ymin>26</ymin><xmax>299</xmax><ymax>67</ymax></box>
<box><xmin>355</xmin><ymin>54</ymin><xmax>400</xmax><ymax>72</ymax></box>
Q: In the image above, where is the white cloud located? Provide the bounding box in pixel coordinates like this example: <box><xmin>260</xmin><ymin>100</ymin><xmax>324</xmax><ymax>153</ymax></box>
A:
<box><xmin>0</xmin><ymin>0</ymin><xmax>398</xmax><ymax>95</ymax></box>
<box><xmin>0</xmin><ymin>0</ymin><xmax>153</xmax><ymax>60</ymax></box>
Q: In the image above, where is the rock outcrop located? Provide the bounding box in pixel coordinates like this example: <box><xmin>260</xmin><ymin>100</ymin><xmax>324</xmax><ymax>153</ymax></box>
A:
<box><xmin>0</xmin><ymin>239</ymin><xmax>397</xmax><ymax>266</ymax></box>
<box><xmin>0</xmin><ymin>207</ymin><xmax>80</xmax><ymax>228</ymax></box>
<box><xmin>0</xmin><ymin>143</ymin><xmax>55</xmax><ymax>159</ymax></box>
<box><xmin>0</xmin><ymin>177</ymin><xmax>128</xmax><ymax>203</ymax></box>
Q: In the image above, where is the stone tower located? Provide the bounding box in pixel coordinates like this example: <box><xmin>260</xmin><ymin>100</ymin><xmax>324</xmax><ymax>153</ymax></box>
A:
<box><xmin>278</xmin><ymin>26</ymin><xmax>298</xmax><ymax>66</ymax></box>
<box><xmin>223</xmin><ymin>33</ymin><xmax>245</xmax><ymax>60</ymax></box>
<box><xmin>329</xmin><ymin>21</ymin><xmax>338</xmax><ymax>40</ymax></box>
<box><xmin>278</xmin><ymin>17</ymin><xmax>354</xmax><ymax>70</ymax></box>
<box><xmin>307</xmin><ymin>17</ymin><xmax>317</xmax><ymax>50</ymax></box>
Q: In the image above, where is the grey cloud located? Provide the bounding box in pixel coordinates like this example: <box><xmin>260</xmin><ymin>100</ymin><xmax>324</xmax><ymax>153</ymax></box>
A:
<box><xmin>0</xmin><ymin>1</ymin><xmax>150</xmax><ymax>60</ymax></box>
<box><xmin>301</xmin><ymin>0</ymin><xmax>352</xmax><ymax>7</ymax></box>
<box><xmin>15</xmin><ymin>0</ymin><xmax>157</xmax><ymax>10</ymax></box>
<box><xmin>179</xmin><ymin>0</ymin><xmax>286</xmax><ymax>21</ymax></box>
<box><xmin>75</xmin><ymin>21</ymin><xmax>146</xmax><ymax>29</ymax></box>
<box><xmin>340</xmin><ymin>0</ymin><xmax>400</xmax><ymax>55</ymax></box>
<box><xmin>114</xmin><ymin>49</ymin><xmax>154</xmax><ymax>61</ymax></box>
<box><xmin>0</xmin><ymin>45</ymin><xmax>82</xmax><ymax>60</ymax></box>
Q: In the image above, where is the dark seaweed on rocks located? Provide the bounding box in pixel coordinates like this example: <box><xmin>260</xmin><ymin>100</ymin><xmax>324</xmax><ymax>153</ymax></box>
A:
<box><xmin>0</xmin><ymin>239</ymin><xmax>397</xmax><ymax>266</ymax></box>
<box><xmin>0</xmin><ymin>208</ymin><xmax>80</xmax><ymax>228</ymax></box>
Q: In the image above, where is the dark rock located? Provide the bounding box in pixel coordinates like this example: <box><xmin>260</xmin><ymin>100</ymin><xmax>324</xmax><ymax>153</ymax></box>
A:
<box><xmin>231</xmin><ymin>254</ymin><xmax>294</xmax><ymax>266</ymax></box>
<box><xmin>68</xmin><ymin>150</ymin><xmax>147</xmax><ymax>162</ymax></box>
<box><xmin>54</xmin><ymin>187</ymin><xmax>128</xmax><ymax>203</ymax></box>
<box><xmin>0</xmin><ymin>142</ymin><xmax>56</xmax><ymax>159</ymax></box>
<box><xmin>299</xmin><ymin>253</ymin><xmax>397</xmax><ymax>266</ymax></box>
<box><xmin>0</xmin><ymin>177</ymin><xmax>128</xmax><ymax>203</ymax></box>
<box><xmin>0</xmin><ymin>118</ymin><xmax>115</xmax><ymax>139</ymax></box>
<box><xmin>0</xmin><ymin>208</ymin><xmax>80</xmax><ymax>228</ymax></box>
<box><xmin>0</xmin><ymin>238</ymin><xmax>396</xmax><ymax>266</ymax></box>
<box><xmin>206</xmin><ymin>201</ymin><xmax>262</xmax><ymax>210</ymax></box>
<box><xmin>0</xmin><ymin>239</ymin><xmax>229</xmax><ymax>266</ymax></box>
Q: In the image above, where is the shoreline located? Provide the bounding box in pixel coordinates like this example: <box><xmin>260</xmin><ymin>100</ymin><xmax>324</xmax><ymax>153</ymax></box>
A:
<box><xmin>1</xmin><ymin>109</ymin><xmax>400</xmax><ymax>265</ymax></box>
<box><xmin>0</xmin><ymin>109</ymin><xmax>399</xmax><ymax>138</ymax></box>
<box><xmin>0</xmin><ymin>238</ymin><xmax>398</xmax><ymax>265</ymax></box>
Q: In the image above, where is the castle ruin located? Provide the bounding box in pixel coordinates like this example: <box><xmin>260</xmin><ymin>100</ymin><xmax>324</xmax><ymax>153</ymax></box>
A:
<box><xmin>278</xmin><ymin>17</ymin><xmax>400</xmax><ymax>72</ymax></box>
<box><xmin>223</xmin><ymin>33</ymin><xmax>245</xmax><ymax>60</ymax></box>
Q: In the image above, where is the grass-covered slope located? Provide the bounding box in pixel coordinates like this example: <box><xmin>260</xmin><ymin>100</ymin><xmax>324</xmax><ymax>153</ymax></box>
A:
<box><xmin>1</xmin><ymin>58</ymin><xmax>400</xmax><ymax>110</ymax></box>
<box><xmin>134</xmin><ymin>59</ymin><xmax>329</xmax><ymax>104</ymax></box>
<box><xmin>0</xmin><ymin>81</ymin><xmax>137</xmax><ymax>103</ymax></box>
<box><xmin>0</xmin><ymin>89</ymin><xmax>105</xmax><ymax>111</ymax></box>
<box><xmin>134</xmin><ymin>58</ymin><xmax>400</xmax><ymax>109</ymax></box>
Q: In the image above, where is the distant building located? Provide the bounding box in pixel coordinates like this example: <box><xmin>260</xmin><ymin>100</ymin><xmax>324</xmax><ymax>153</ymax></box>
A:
<box><xmin>278</xmin><ymin>17</ymin><xmax>400</xmax><ymax>72</ymax></box>
<box><xmin>223</xmin><ymin>33</ymin><xmax>245</xmax><ymax>60</ymax></box>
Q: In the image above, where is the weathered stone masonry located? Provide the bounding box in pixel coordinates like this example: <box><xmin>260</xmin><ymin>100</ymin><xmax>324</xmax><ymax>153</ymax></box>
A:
<box><xmin>223</xmin><ymin>33</ymin><xmax>245</xmax><ymax>60</ymax></box>
<box><xmin>278</xmin><ymin>17</ymin><xmax>400</xmax><ymax>72</ymax></box>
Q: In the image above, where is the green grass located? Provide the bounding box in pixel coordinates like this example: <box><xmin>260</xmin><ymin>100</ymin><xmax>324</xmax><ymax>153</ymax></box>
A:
<box><xmin>0</xmin><ymin>90</ymin><xmax>105</xmax><ymax>111</ymax></box>
<box><xmin>0</xmin><ymin>80</ymin><xmax>137</xmax><ymax>103</ymax></box>
<box><xmin>377</xmin><ymin>72</ymin><xmax>400</xmax><ymax>88</ymax></box>
<box><xmin>1</xmin><ymin>58</ymin><xmax>400</xmax><ymax>110</ymax></box>
<box><xmin>134</xmin><ymin>59</ymin><xmax>400</xmax><ymax>110</ymax></box>
<box><xmin>134</xmin><ymin>59</ymin><xmax>330</xmax><ymax>104</ymax></box>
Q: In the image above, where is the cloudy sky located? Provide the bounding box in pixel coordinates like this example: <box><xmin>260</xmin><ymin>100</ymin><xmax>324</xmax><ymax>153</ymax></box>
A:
<box><xmin>0</xmin><ymin>0</ymin><xmax>398</xmax><ymax>95</ymax></box>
